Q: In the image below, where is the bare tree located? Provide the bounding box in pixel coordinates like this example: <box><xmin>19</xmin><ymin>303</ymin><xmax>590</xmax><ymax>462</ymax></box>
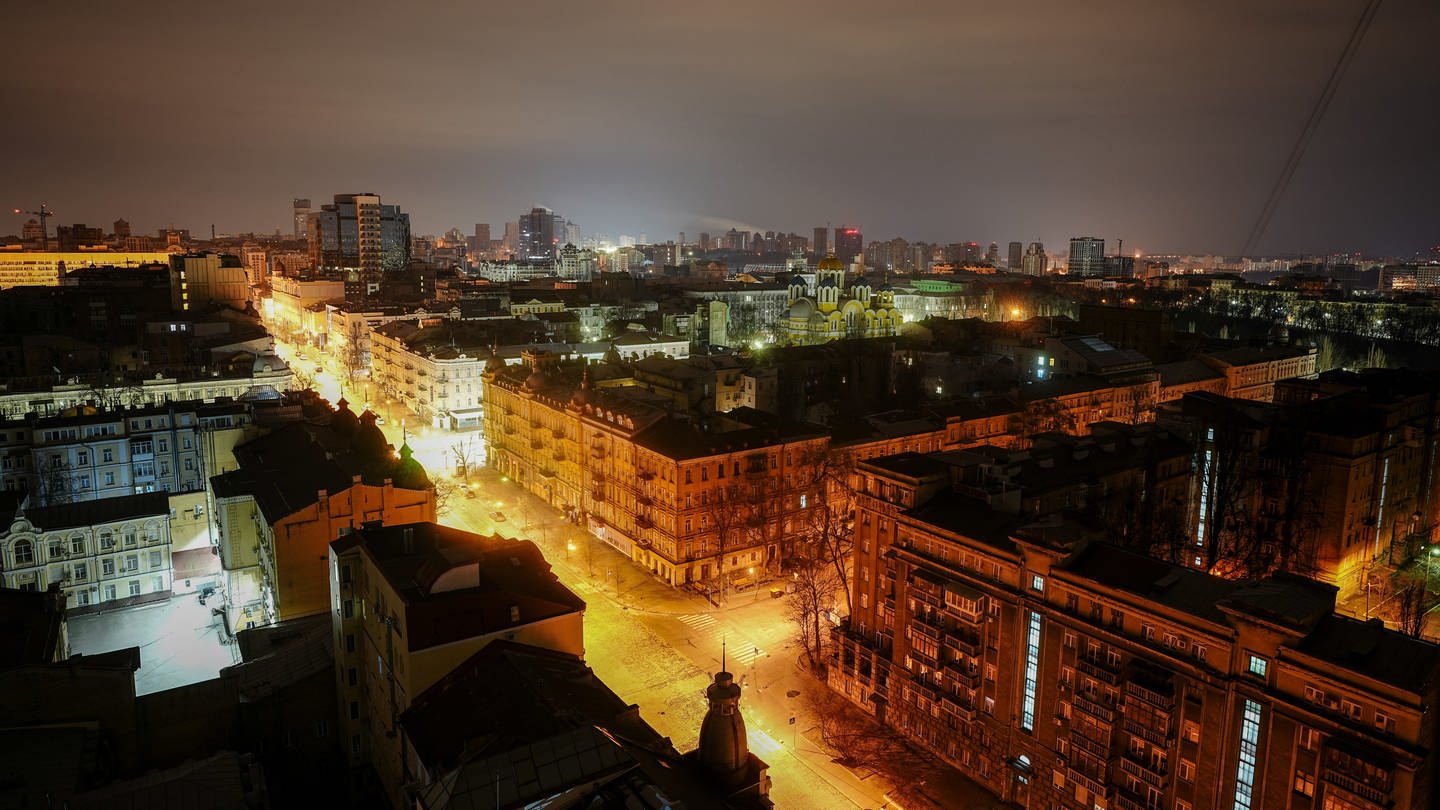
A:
<box><xmin>449</xmin><ymin>437</ymin><xmax>478</xmax><ymax>481</ymax></box>
<box><xmin>431</xmin><ymin>478</ymin><xmax>459</xmax><ymax>517</ymax></box>
<box><xmin>788</xmin><ymin>545</ymin><xmax>841</xmax><ymax>672</ymax></box>
<box><xmin>291</xmin><ymin>367</ymin><xmax>316</xmax><ymax>393</ymax></box>
<box><xmin>1010</xmin><ymin>397</ymin><xmax>1078</xmax><ymax>445</ymax></box>
<box><xmin>37</xmin><ymin>459</ymin><xmax>77</xmax><ymax>506</ymax></box>
<box><xmin>697</xmin><ymin>477</ymin><xmax>749</xmax><ymax>606</ymax></box>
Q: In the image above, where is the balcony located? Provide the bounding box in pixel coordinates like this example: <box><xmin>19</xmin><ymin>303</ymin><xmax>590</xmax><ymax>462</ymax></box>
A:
<box><xmin>1069</xmin><ymin>726</ymin><xmax>1111</xmax><ymax>759</ymax></box>
<box><xmin>1078</xmin><ymin>655</ymin><xmax>1123</xmax><ymax>686</ymax></box>
<box><xmin>1322</xmin><ymin>770</ymin><xmax>1391</xmax><ymax>806</ymax></box>
<box><xmin>638</xmin><ymin>470</ymin><xmax>655</xmax><ymax>481</ymax></box>
<box><xmin>636</xmin><ymin>514</ymin><xmax>653</xmax><ymax>529</ymax></box>
<box><xmin>946</xmin><ymin>632</ymin><xmax>982</xmax><ymax>658</ymax></box>
<box><xmin>1066</xmin><ymin>768</ymin><xmax>1107</xmax><ymax>798</ymax></box>
<box><xmin>637</xmin><ymin>493</ymin><xmax>652</xmax><ymax>506</ymax></box>
<box><xmin>1113</xmin><ymin>786</ymin><xmax>1157</xmax><ymax>810</ymax></box>
<box><xmin>530</xmin><ymin>439</ymin><xmax>544</xmax><ymax>450</ymax></box>
<box><xmin>943</xmin><ymin>660</ymin><xmax>980</xmax><ymax>690</ymax></box>
<box><xmin>1073</xmin><ymin>693</ymin><xmax>1116</xmax><ymax>724</ymax></box>
<box><xmin>1118</xmin><ymin>753</ymin><xmax>1167</xmax><ymax>790</ymax></box>
<box><xmin>1122</xmin><ymin>717</ymin><xmax>1170</xmax><ymax>748</ymax></box>
<box><xmin>552</xmin><ymin>428</ymin><xmax>565</xmax><ymax>439</ymax></box>
<box><xmin>1124</xmin><ymin>677</ymin><xmax>1175</xmax><ymax>710</ymax></box>
<box><xmin>940</xmin><ymin>692</ymin><xmax>975</xmax><ymax>721</ymax></box>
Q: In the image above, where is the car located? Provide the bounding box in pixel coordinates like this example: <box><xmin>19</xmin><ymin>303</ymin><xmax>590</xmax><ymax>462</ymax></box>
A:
<box><xmin>464</xmin><ymin>488</ymin><xmax>477</xmax><ymax>500</ymax></box>
<box><xmin>373</xmin><ymin>415</ymin><xmax>385</xmax><ymax>425</ymax></box>
<box><xmin>490</xmin><ymin>511</ymin><xmax>507</xmax><ymax>522</ymax></box>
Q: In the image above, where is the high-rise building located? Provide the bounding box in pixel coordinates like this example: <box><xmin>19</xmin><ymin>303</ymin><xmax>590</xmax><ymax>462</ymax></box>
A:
<box><xmin>985</xmin><ymin>242</ymin><xmax>1000</xmax><ymax>264</ymax></box>
<box><xmin>1022</xmin><ymin>242</ymin><xmax>1047</xmax><ymax>276</ymax></box>
<box><xmin>292</xmin><ymin>198</ymin><xmax>311</xmax><ymax>239</ymax></box>
<box><xmin>473</xmin><ymin>223</ymin><xmax>491</xmax><ymax>247</ymax></box>
<box><xmin>564</xmin><ymin>220</ymin><xmax>581</xmax><ymax>248</ymax></box>
<box><xmin>698</xmin><ymin>232</ymin><xmax>712</xmax><ymax>251</ymax></box>
<box><xmin>963</xmin><ymin>241</ymin><xmax>982</xmax><ymax>263</ymax></box>
<box><xmin>1007</xmin><ymin>241</ymin><xmax>1023</xmax><ymax>270</ymax></box>
<box><xmin>518</xmin><ymin>206</ymin><xmax>560</xmax><ymax>262</ymax></box>
<box><xmin>835</xmin><ymin>226</ymin><xmax>862</xmax><ymax>265</ymax></box>
<box><xmin>1068</xmin><ymin>236</ymin><xmax>1106</xmax><ymax>276</ymax></box>
<box><xmin>307</xmin><ymin>193</ymin><xmax>411</xmax><ymax>301</ymax></box>
<box><xmin>502</xmin><ymin>221</ymin><xmax>519</xmax><ymax>256</ymax></box>
<box><xmin>813</xmin><ymin>226</ymin><xmax>829</xmax><ymax>256</ymax></box>
<box><xmin>113</xmin><ymin>219</ymin><xmax>131</xmax><ymax>239</ymax></box>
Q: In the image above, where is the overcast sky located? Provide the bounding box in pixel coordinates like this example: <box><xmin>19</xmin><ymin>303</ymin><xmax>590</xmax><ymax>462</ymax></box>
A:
<box><xmin>4</xmin><ymin>0</ymin><xmax>1436</xmax><ymax>256</ymax></box>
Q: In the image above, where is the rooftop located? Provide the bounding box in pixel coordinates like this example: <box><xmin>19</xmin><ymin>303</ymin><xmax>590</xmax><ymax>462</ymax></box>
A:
<box><xmin>16</xmin><ymin>491</ymin><xmax>171</xmax><ymax>532</ymax></box>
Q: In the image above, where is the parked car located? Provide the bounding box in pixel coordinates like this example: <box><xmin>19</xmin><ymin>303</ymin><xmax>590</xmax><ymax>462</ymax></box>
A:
<box><xmin>490</xmin><ymin>511</ymin><xmax>507</xmax><ymax>522</ymax></box>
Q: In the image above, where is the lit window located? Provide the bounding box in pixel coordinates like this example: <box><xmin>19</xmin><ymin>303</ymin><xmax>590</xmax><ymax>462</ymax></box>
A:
<box><xmin>1247</xmin><ymin>655</ymin><xmax>1268</xmax><ymax>678</ymax></box>
<box><xmin>1030</xmin><ymin>574</ymin><xmax>1044</xmax><ymax>592</ymax></box>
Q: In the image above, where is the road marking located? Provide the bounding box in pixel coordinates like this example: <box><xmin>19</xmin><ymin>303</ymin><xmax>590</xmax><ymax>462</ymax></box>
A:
<box><xmin>748</xmin><ymin>728</ymin><xmax>784</xmax><ymax>757</ymax></box>
<box><xmin>677</xmin><ymin>615</ymin><xmax>764</xmax><ymax>665</ymax></box>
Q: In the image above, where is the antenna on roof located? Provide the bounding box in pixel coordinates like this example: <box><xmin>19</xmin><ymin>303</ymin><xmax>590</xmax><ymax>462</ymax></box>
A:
<box><xmin>722</xmin><ymin>636</ymin><xmax>727</xmax><ymax>673</ymax></box>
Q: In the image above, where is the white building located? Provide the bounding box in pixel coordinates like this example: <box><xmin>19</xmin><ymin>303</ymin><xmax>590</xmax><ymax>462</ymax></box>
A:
<box><xmin>0</xmin><ymin>252</ymin><xmax>173</xmax><ymax>289</ymax></box>
<box><xmin>0</xmin><ymin>491</ymin><xmax>174</xmax><ymax>612</ymax></box>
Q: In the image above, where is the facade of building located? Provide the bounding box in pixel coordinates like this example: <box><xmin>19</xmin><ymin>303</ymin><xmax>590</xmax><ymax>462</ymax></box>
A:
<box><xmin>308</xmin><ymin>193</ymin><xmax>411</xmax><ymax>301</ymax></box>
<box><xmin>1</xmin><ymin>492</ymin><xmax>173</xmax><ymax>611</ymax></box>
<box><xmin>169</xmin><ymin>252</ymin><xmax>250</xmax><ymax>312</ymax></box>
<box><xmin>1</xmin><ymin>400</ymin><xmax>254</xmax><ymax>504</ymax></box>
<box><xmin>1023</xmin><ymin>242</ymin><xmax>1048</xmax><ymax>276</ymax></box>
<box><xmin>0</xmin><ymin>360</ymin><xmax>293</xmax><ymax>423</ymax></box>
<box><xmin>0</xmin><ymin>252</ymin><xmax>173</xmax><ymax>289</ymax></box>
<box><xmin>211</xmin><ymin>414</ymin><xmax>435</xmax><ymax>629</ymax></box>
<box><xmin>329</xmin><ymin>522</ymin><xmax>585</xmax><ymax>808</ymax></box>
<box><xmin>830</xmin><ymin>451</ymin><xmax>1440</xmax><ymax>810</ymax></box>
<box><xmin>783</xmin><ymin>254</ymin><xmax>901</xmax><ymax>345</ymax></box>
<box><xmin>266</xmin><ymin>275</ymin><xmax>345</xmax><ymax>338</ymax></box>
<box><xmin>518</xmin><ymin>206</ymin><xmax>562</xmax><ymax>262</ymax></box>
<box><xmin>1197</xmin><ymin>345</ymin><xmax>1319</xmax><ymax>402</ymax></box>
<box><xmin>482</xmin><ymin>354</ymin><xmax>827</xmax><ymax>592</ymax></box>
<box><xmin>1068</xmin><ymin>237</ymin><xmax>1106</xmax><ymax>276</ymax></box>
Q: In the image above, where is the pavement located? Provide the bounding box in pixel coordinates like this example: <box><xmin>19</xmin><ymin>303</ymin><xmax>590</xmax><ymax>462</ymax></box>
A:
<box><xmin>67</xmin><ymin>593</ymin><xmax>240</xmax><ymax>696</ymax></box>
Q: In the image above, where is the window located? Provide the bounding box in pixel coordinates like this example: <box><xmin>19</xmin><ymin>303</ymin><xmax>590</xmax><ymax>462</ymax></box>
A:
<box><xmin>347</xmin><ymin>667</ymin><xmax>357</xmax><ymax>686</ymax></box>
<box><xmin>343</xmin><ymin>600</ymin><xmax>354</xmax><ymax>619</ymax></box>
<box><xmin>1030</xmin><ymin>574</ymin><xmax>1044</xmax><ymax>592</ymax></box>
<box><xmin>104</xmin><ymin>472</ymin><xmax>115</xmax><ymax>486</ymax></box>
<box><xmin>124</xmin><ymin>555</ymin><xmax>138</xmax><ymax>572</ymax></box>
<box><xmin>1232</xmin><ymin>700</ymin><xmax>1262</xmax><ymax>810</ymax></box>
<box><xmin>78</xmin><ymin>451</ymin><xmax>88</xmax><ymax>465</ymax></box>
<box><xmin>1339</xmin><ymin>699</ymin><xmax>1362</xmax><ymax>721</ymax></box>
<box><xmin>349</xmin><ymin>702</ymin><xmax>359</xmax><ymax>720</ymax></box>
<box><xmin>1247</xmin><ymin>654</ymin><xmax>1268</xmax><ymax>678</ymax></box>
<box><xmin>128</xmin><ymin>580</ymin><xmax>141</xmax><ymax>596</ymax></box>
<box><xmin>1298</xmin><ymin>726</ymin><xmax>1319</xmax><ymax>751</ymax></box>
<box><xmin>72</xmin><ymin>563</ymin><xmax>87</xmax><ymax>580</ymax></box>
<box><xmin>153</xmin><ymin>576</ymin><xmax>165</xmax><ymax>592</ymax></box>
<box><xmin>104</xmin><ymin>584</ymin><xmax>116</xmax><ymax>600</ymax></box>
<box><xmin>76</xmin><ymin>590</ymin><xmax>90</xmax><ymax>606</ymax></box>
<box><xmin>1179</xmin><ymin>758</ymin><xmax>1195</xmax><ymax>782</ymax></box>
<box><xmin>1375</xmin><ymin>711</ymin><xmax>1395</xmax><ymax>734</ymax></box>
<box><xmin>1183</xmin><ymin>720</ymin><xmax>1200</xmax><ymax>744</ymax></box>
<box><xmin>1063</xmin><ymin>631</ymin><xmax>1076</xmax><ymax>649</ymax></box>
<box><xmin>149</xmin><ymin>551</ymin><xmax>162</xmax><ymax>568</ymax></box>
<box><xmin>345</xmin><ymin>634</ymin><xmax>356</xmax><ymax>652</ymax></box>
<box><xmin>13</xmin><ymin>539</ymin><xmax>33</xmax><ymax>564</ymax></box>
<box><xmin>1020</xmin><ymin>611</ymin><xmax>1042</xmax><ymax>732</ymax></box>
<box><xmin>313</xmin><ymin>720</ymin><xmax>328</xmax><ymax>738</ymax></box>
<box><xmin>102</xmin><ymin>559</ymin><xmax>115</xmax><ymax>576</ymax></box>
<box><xmin>1293</xmin><ymin>770</ymin><xmax>1315</xmax><ymax>797</ymax></box>
<box><xmin>102</xmin><ymin>449</ymin><xmax>113</xmax><ymax>463</ymax></box>
<box><xmin>1304</xmin><ymin>685</ymin><xmax>1324</xmax><ymax>704</ymax></box>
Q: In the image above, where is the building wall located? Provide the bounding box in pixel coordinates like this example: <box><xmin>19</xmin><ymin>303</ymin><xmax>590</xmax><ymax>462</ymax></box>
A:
<box><xmin>831</xmin><ymin>460</ymin><xmax>1437</xmax><ymax>810</ymax></box>
<box><xmin>0</xmin><ymin>252</ymin><xmax>172</xmax><ymax>289</ymax></box>
<box><xmin>265</xmin><ymin>482</ymin><xmax>435</xmax><ymax>622</ymax></box>
<box><xmin>1</xmin><ymin>510</ymin><xmax>173</xmax><ymax>610</ymax></box>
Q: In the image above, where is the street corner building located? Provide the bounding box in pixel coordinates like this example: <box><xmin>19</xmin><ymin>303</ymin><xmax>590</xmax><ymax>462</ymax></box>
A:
<box><xmin>828</xmin><ymin>447</ymin><xmax>1440</xmax><ymax>809</ymax></box>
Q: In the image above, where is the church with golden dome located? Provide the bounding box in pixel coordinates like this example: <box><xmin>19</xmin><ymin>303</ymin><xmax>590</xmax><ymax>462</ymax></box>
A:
<box><xmin>783</xmin><ymin>251</ymin><xmax>901</xmax><ymax>345</ymax></box>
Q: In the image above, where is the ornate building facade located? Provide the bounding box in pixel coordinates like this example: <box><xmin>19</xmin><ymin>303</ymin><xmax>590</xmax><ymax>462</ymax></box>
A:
<box><xmin>783</xmin><ymin>253</ymin><xmax>901</xmax><ymax>345</ymax></box>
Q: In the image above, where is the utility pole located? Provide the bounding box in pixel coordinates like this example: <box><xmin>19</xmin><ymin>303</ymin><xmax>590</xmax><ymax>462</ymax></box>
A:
<box><xmin>12</xmin><ymin>203</ymin><xmax>54</xmax><ymax>248</ymax></box>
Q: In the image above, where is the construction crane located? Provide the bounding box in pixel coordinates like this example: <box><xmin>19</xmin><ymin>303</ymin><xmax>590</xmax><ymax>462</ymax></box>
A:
<box><xmin>12</xmin><ymin>203</ymin><xmax>54</xmax><ymax>247</ymax></box>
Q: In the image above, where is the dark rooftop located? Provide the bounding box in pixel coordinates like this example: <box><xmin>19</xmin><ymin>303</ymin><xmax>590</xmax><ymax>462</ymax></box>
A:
<box><xmin>18</xmin><ymin>491</ymin><xmax>170</xmax><ymax>532</ymax></box>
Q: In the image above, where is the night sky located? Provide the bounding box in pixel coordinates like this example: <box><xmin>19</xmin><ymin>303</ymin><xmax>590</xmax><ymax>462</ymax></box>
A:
<box><xmin>5</xmin><ymin>1</ymin><xmax>1436</xmax><ymax>256</ymax></box>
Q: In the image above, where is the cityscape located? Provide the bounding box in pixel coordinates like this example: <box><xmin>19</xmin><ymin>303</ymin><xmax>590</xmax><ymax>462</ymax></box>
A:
<box><xmin>3</xmin><ymin>2</ymin><xmax>1440</xmax><ymax>810</ymax></box>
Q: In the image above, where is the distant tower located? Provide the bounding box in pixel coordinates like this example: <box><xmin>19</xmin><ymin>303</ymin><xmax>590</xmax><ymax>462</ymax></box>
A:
<box><xmin>113</xmin><ymin>218</ymin><xmax>131</xmax><ymax>239</ymax></box>
<box><xmin>1068</xmin><ymin>236</ymin><xmax>1106</xmax><ymax>276</ymax></box>
<box><xmin>697</xmin><ymin>668</ymin><xmax>749</xmax><ymax>785</ymax></box>
<box><xmin>834</xmin><ymin>226</ymin><xmax>862</xmax><ymax>265</ymax></box>
<box><xmin>812</xmin><ymin>226</ymin><xmax>828</xmax><ymax>256</ymax></box>
<box><xmin>292</xmin><ymin>198</ymin><xmax>311</xmax><ymax>239</ymax></box>
<box><xmin>1007</xmin><ymin>241</ymin><xmax>1023</xmax><ymax>270</ymax></box>
<box><xmin>986</xmin><ymin>241</ymin><xmax>1000</xmax><ymax>264</ymax></box>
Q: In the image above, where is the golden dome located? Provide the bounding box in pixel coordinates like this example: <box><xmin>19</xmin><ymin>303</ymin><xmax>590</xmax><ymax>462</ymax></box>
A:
<box><xmin>816</xmin><ymin>252</ymin><xmax>845</xmax><ymax>272</ymax></box>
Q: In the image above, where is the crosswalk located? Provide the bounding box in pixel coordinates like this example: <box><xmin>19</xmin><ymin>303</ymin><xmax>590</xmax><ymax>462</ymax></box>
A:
<box><xmin>677</xmin><ymin>614</ymin><xmax>766</xmax><ymax>666</ymax></box>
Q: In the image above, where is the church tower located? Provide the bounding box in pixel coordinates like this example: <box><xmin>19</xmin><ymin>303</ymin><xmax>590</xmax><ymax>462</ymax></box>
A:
<box><xmin>697</xmin><ymin>668</ymin><xmax>749</xmax><ymax>786</ymax></box>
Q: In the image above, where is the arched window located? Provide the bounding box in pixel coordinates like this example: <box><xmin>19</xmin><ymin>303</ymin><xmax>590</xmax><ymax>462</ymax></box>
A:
<box><xmin>13</xmin><ymin>539</ymin><xmax>33</xmax><ymax>565</ymax></box>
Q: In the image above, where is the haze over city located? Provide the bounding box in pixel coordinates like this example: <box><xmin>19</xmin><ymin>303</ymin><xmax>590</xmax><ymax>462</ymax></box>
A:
<box><xmin>6</xmin><ymin>0</ymin><xmax>1438</xmax><ymax>255</ymax></box>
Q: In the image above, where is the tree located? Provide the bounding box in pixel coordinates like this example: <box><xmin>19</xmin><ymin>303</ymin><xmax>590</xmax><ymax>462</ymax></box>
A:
<box><xmin>1009</xmin><ymin>397</ymin><xmax>1078</xmax><ymax>446</ymax></box>
<box><xmin>449</xmin><ymin>437</ymin><xmax>478</xmax><ymax>481</ymax></box>
<box><xmin>291</xmin><ymin>367</ymin><xmax>316</xmax><ymax>393</ymax></box>
<box><xmin>431</xmin><ymin>477</ymin><xmax>459</xmax><ymax>518</ymax></box>
<box><xmin>697</xmin><ymin>477</ymin><xmax>750</xmax><ymax>606</ymax></box>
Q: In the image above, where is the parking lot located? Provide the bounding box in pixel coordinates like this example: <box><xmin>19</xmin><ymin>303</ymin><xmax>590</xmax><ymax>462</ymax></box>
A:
<box><xmin>68</xmin><ymin>593</ymin><xmax>241</xmax><ymax>695</ymax></box>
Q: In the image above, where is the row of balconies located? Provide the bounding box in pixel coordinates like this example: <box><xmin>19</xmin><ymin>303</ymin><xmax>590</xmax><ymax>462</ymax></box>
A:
<box><xmin>1118</xmin><ymin>752</ymin><xmax>1167</xmax><ymax>790</ymax></box>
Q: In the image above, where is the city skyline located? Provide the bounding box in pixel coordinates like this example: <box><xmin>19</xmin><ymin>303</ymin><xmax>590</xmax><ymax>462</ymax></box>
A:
<box><xmin>5</xmin><ymin>1</ymin><xmax>1437</xmax><ymax>257</ymax></box>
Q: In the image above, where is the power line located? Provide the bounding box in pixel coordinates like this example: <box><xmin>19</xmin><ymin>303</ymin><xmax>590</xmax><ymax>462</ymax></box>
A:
<box><xmin>1240</xmin><ymin>0</ymin><xmax>1383</xmax><ymax>259</ymax></box>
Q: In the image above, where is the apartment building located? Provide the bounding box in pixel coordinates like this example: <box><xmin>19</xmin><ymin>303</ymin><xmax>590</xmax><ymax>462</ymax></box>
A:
<box><xmin>483</xmin><ymin>352</ymin><xmax>827</xmax><ymax>592</ymax></box>
<box><xmin>1197</xmin><ymin>344</ymin><xmax>1319</xmax><ymax>402</ymax></box>
<box><xmin>211</xmin><ymin>409</ymin><xmax>434</xmax><ymax>629</ymax></box>
<box><xmin>369</xmin><ymin>321</ymin><xmax>493</xmax><ymax>431</ymax></box>
<box><xmin>0</xmin><ymin>492</ymin><xmax>173</xmax><ymax>612</ymax></box>
<box><xmin>1</xmin><ymin>400</ymin><xmax>255</xmax><ymax>504</ymax></box>
<box><xmin>830</xmin><ymin>450</ymin><xmax>1440</xmax><ymax>810</ymax></box>
<box><xmin>328</xmin><ymin>522</ymin><xmax>584</xmax><ymax>808</ymax></box>
<box><xmin>0</xmin><ymin>361</ymin><xmax>293</xmax><ymax>423</ymax></box>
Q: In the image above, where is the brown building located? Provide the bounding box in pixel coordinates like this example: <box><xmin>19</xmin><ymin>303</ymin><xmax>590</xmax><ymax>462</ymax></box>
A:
<box><xmin>328</xmin><ymin>521</ymin><xmax>586</xmax><ymax>808</ymax></box>
<box><xmin>482</xmin><ymin>352</ymin><xmax>828</xmax><ymax>595</ymax></box>
<box><xmin>1198</xmin><ymin>344</ymin><xmax>1319</xmax><ymax>402</ymax></box>
<box><xmin>830</xmin><ymin>449</ymin><xmax>1440</xmax><ymax>810</ymax></box>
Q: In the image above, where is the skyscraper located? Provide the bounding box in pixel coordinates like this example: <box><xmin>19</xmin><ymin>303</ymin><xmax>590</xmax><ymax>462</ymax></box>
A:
<box><xmin>813</xmin><ymin>226</ymin><xmax>828</xmax><ymax>256</ymax></box>
<box><xmin>564</xmin><ymin>220</ymin><xmax>581</xmax><ymax>248</ymax></box>
<box><xmin>503</xmin><ymin>221</ymin><xmax>519</xmax><ymax>256</ymax></box>
<box><xmin>1068</xmin><ymin>236</ymin><xmax>1106</xmax><ymax>276</ymax></box>
<box><xmin>834</xmin><ymin>226</ymin><xmax>862</xmax><ymax>265</ymax></box>
<box><xmin>518</xmin><ymin>206</ymin><xmax>560</xmax><ymax>262</ymax></box>
<box><xmin>1022</xmin><ymin>241</ymin><xmax>1047</xmax><ymax>276</ymax></box>
<box><xmin>985</xmin><ymin>242</ymin><xmax>1000</xmax><ymax>264</ymax></box>
<box><xmin>1007</xmin><ymin>241</ymin><xmax>1023</xmax><ymax>270</ymax></box>
<box><xmin>307</xmin><ymin>193</ymin><xmax>411</xmax><ymax>301</ymax></box>
<box><xmin>292</xmin><ymin>198</ymin><xmax>311</xmax><ymax>240</ymax></box>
